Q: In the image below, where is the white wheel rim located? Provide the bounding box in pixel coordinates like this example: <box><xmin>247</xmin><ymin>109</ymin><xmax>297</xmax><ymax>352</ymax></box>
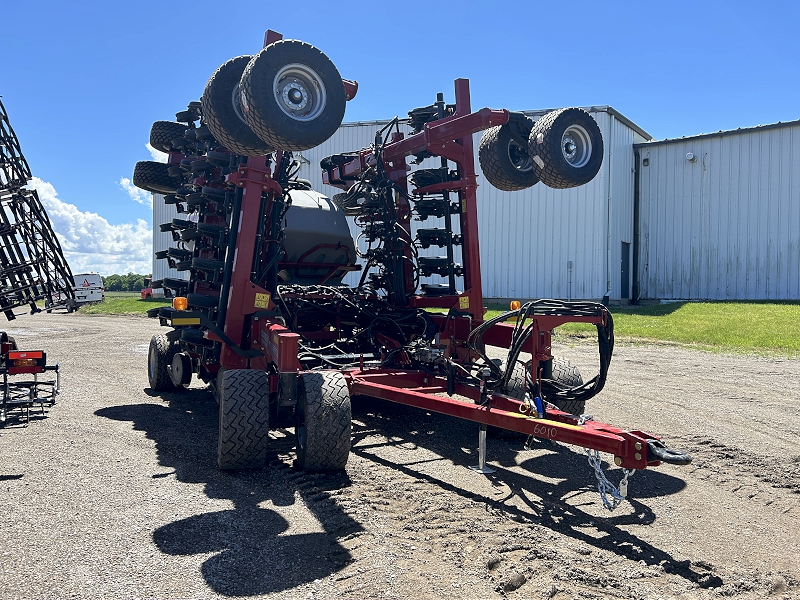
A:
<box><xmin>273</xmin><ymin>63</ymin><xmax>327</xmax><ymax>122</ymax></box>
<box><xmin>561</xmin><ymin>124</ymin><xmax>592</xmax><ymax>168</ymax></box>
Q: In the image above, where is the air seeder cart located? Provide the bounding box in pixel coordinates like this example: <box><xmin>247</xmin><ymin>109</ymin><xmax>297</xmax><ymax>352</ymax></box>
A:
<box><xmin>134</xmin><ymin>29</ymin><xmax>690</xmax><ymax>509</ymax></box>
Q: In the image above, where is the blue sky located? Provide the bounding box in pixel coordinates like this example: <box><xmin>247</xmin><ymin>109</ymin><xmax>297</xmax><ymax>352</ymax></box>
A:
<box><xmin>1</xmin><ymin>0</ymin><xmax>798</xmax><ymax>274</ymax></box>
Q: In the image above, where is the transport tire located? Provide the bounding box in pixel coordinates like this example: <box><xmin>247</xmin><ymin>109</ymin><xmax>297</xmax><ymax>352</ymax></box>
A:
<box><xmin>148</xmin><ymin>334</ymin><xmax>179</xmax><ymax>391</ymax></box>
<box><xmin>478</xmin><ymin>125</ymin><xmax>539</xmax><ymax>191</ymax></box>
<box><xmin>528</xmin><ymin>108</ymin><xmax>603</xmax><ymax>189</ymax></box>
<box><xmin>548</xmin><ymin>357</ymin><xmax>585</xmax><ymax>415</ymax></box>
<box><xmin>149</xmin><ymin>121</ymin><xmax>187</xmax><ymax>153</ymax></box>
<box><xmin>201</xmin><ymin>56</ymin><xmax>274</xmax><ymax>156</ymax></box>
<box><xmin>133</xmin><ymin>161</ymin><xmax>180</xmax><ymax>195</ymax></box>
<box><xmin>240</xmin><ymin>40</ymin><xmax>346</xmax><ymax>151</ymax></box>
<box><xmin>296</xmin><ymin>371</ymin><xmax>351</xmax><ymax>471</ymax></box>
<box><xmin>217</xmin><ymin>369</ymin><xmax>270</xmax><ymax>470</ymax></box>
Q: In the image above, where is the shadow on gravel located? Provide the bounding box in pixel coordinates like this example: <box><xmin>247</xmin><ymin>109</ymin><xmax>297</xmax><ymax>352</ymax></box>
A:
<box><xmin>349</xmin><ymin>396</ymin><xmax>720</xmax><ymax>588</ymax></box>
<box><xmin>97</xmin><ymin>387</ymin><xmax>361</xmax><ymax>597</ymax></box>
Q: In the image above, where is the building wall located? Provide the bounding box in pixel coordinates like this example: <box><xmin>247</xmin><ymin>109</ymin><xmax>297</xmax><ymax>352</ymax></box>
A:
<box><xmin>295</xmin><ymin>109</ymin><xmax>644</xmax><ymax>300</ymax></box>
<box><xmin>152</xmin><ymin>193</ymin><xmax>190</xmax><ymax>292</ymax></box>
<box><xmin>636</xmin><ymin>121</ymin><xmax>800</xmax><ymax>300</ymax></box>
<box><xmin>151</xmin><ymin>109</ymin><xmax>645</xmax><ymax>301</ymax></box>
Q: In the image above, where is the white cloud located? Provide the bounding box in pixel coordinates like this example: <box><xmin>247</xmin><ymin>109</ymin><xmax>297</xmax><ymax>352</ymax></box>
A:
<box><xmin>119</xmin><ymin>176</ymin><xmax>153</xmax><ymax>208</ymax></box>
<box><xmin>28</xmin><ymin>177</ymin><xmax>152</xmax><ymax>275</ymax></box>
<box><xmin>147</xmin><ymin>143</ymin><xmax>168</xmax><ymax>163</ymax></box>
<box><xmin>116</xmin><ymin>143</ymin><xmax>169</xmax><ymax>208</ymax></box>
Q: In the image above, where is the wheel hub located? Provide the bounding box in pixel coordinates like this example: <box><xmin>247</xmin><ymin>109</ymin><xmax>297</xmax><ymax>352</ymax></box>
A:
<box><xmin>281</xmin><ymin>81</ymin><xmax>309</xmax><ymax>111</ymax></box>
<box><xmin>561</xmin><ymin>125</ymin><xmax>592</xmax><ymax>168</ymax></box>
<box><xmin>273</xmin><ymin>63</ymin><xmax>327</xmax><ymax>122</ymax></box>
<box><xmin>507</xmin><ymin>139</ymin><xmax>533</xmax><ymax>172</ymax></box>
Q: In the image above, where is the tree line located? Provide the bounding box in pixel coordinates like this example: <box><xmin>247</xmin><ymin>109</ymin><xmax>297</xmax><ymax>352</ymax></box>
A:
<box><xmin>101</xmin><ymin>273</ymin><xmax>151</xmax><ymax>292</ymax></box>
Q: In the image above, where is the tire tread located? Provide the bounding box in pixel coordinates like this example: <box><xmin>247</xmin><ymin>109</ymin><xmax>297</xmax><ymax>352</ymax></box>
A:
<box><xmin>297</xmin><ymin>371</ymin><xmax>351</xmax><ymax>471</ymax></box>
<box><xmin>478</xmin><ymin>126</ymin><xmax>539</xmax><ymax>191</ymax></box>
<box><xmin>218</xmin><ymin>369</ymin><xmax>270</xmax><ymax>470</ymax></box>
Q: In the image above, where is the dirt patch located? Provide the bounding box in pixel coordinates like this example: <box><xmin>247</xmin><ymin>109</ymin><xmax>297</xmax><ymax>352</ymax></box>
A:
<box><xmin>0</xmin><ymin>313</ymin><xmax>798</xmax><ymax>598</ymax></box>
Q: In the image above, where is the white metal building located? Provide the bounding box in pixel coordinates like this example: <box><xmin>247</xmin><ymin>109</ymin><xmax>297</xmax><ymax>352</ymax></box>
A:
<box><xmin>635</xmin><ymin>119</ymin><xmax>800</xmax><ymax>300</ymax></box>
<box><xmin>295</xmin><ymin>107</ymin><xmax>651</xmax><ymax>301</ymax></box>
<box><xmin>151</xmin><ymin>192</ymin><xmax>190</xmax><ymax>294</ymax></box>
<box><xmin>151</xmin><ymin>107</ymin><xmax>651</xmax><ymax>301</ymax></box>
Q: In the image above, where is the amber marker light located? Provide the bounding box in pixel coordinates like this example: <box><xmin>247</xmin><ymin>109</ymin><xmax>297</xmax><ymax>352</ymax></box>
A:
<box><xmin>510</xmin><ymin>300</ymin><xmax>521</xmax><ymax>310</ymax></box>
<box><xmin>172</xmin><ymin>296</ymin><xmax>188</xmax><ymax>311</ymax></box>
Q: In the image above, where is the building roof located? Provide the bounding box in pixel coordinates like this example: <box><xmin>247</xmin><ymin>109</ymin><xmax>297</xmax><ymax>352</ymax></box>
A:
<box><xmin>634</xmin><ymin>117</ymin><xmax>800</xmax><ymax>147</ymax></box>
<box><xmin>341</xmin><ymin>106</ymin><xmax>653</xmax><ymax>142</ymax></box>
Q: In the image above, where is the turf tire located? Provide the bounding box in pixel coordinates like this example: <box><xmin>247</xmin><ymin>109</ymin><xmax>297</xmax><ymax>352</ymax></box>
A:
<box><xmin>217</xmin><ymin>369</ymin><xmax>270</xmax><ymax>470</ymax></box>
<box><xmin>528</xmin><ymin>108</ymin><xmax>603</xmax><ymax>189</ymax></box>
<box><xmin>296</xmin><ymin>371</ymin><xmax>351</xmax><ymax>471</ymax></box>
<box><xmin>240</xmin><ymin>40</ymin><xmax>346</xmax><ymax>151</ymax></box>
<box><xmin>478</xmin><ymin>125</ymin><xmax>539</xmax><ymax>191</ymax></box>
<box><xmin>202</xmin><ymin>56</ymin><xmax>274</xmax><ymax>156</ymax></box>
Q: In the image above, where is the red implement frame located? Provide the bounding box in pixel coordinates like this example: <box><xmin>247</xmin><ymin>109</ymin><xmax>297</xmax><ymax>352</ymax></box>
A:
<box><xmin>198</xmin><ymin>69</ymin><xmax>671</xmax><ymax>471</ymax></box>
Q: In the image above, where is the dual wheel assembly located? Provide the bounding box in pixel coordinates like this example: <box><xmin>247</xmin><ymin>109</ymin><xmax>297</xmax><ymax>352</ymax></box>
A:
<box><xmin>148</xmin><ymin>334</ymin><xmax>351</xmax><ymax>472</ymax></box>
<box><xmin>478</xmin><ymin>107</ymin><xmax>604</xmax><ymax>191</ymax></box>
<box><xmin>131</xmin><ymin>37</ymin><xmax>348</xmax><ymax>196</ymax></box>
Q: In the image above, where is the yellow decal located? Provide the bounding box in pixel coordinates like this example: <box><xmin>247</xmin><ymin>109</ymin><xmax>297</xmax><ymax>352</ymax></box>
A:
<box><xmin>254</xmin><ymin>292</ymin><xmax>271</xmax><ymax>309</ymax></box>
<box><xmin>538</xmin><ymin>418</ymin><xmax>584</xmax><ymax>431</ymax></box>
<box><xmin>461</xmin><ymin>198</ymin><xmax>467</xmax><ymax>213</ymax></box>
<box><xmin>458</xmin><ymin>296</ymin><xmax>470</xmax><ymax>310</ymax></box>
<box><xmin>172</xmin><ymin>317</ymin><xmax>201</xmax><ymax>325</ymax></box>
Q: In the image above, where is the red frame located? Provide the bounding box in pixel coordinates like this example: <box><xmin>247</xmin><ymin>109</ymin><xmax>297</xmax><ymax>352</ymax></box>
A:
<box><xmin>159</xmin><ymin>30</ymin><xmax>668</xmax><ymax>472</ymax></box>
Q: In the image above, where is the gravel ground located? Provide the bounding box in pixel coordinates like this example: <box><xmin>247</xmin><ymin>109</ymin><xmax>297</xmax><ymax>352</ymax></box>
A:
<box><xmin>1</xmin><ymin>312</ymin><xmax>798</xmax><ymax>599</ymax></box>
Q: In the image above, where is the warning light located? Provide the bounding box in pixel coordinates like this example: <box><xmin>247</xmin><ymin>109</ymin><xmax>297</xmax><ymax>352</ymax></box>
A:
<box><xmin>172</xmin><ymin>296</ymin><xmax>188</xmax><ymax>311</ymax></box>
<box><xmin>510</xmin><ymin>300</ymin><xmax>521</xmax><ymax>310</ymax></box>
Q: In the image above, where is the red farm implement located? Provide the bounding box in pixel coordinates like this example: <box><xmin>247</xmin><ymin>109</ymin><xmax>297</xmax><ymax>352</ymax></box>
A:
<box><xmin>135</xmin><ymin>29</ymin><xmax>689</xmax><ymax>510</ymax></box>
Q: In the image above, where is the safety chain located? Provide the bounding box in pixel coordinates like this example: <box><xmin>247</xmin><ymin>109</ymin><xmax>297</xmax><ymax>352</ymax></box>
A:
<box><xmin>585</xmin><ymin>449</ymin><xmax>634</xmax><ymax>511</ymax></box>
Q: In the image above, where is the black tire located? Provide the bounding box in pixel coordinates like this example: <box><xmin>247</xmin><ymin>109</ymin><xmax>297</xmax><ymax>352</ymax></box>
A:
<box><xmin>488</xmin><ymin>362</ymin><xmax>528</xmax><ymax>439</ymax></box>
<box><xmin>133</xmin><ymin>161</ymin><xmax>180</xmax><ymax>195</ymax></box>
<box><xmin>0</xmin><ymin>332</ymin><xmax>18</xmax><ymax>350</ymax></box>
<box><xmin>296</xmin><ymin>371</ymin><xmax>351</xmax><ymax>471</ymax></box>
<box><xmin>150</xmin><ymin>121</ymin><xmax>187</xmax><ymax>153</ymax></box>
<box><xmin>240</xmin><ymin>40</ymin><xmax>346</xmax><ymax>151</ymax></box>
<box><xmin>528</xmin><ymin>108</ymin><xmax>604</xmax><ymax>189</ymax></box>
<box><xmin>548</xmin><ymin>357</ymin><xmax>585</xmax><ymax>415</ymax></box>
<box><xmin>201</xmin><ymin>56</ymin><xmax>274</xmax><ymax>156</ymax></box>
<box><xmin>478</xmin><ymin>126</ymin><xmax>539</xmax><ymax>191</ymax></box>
<box><xmin>148</xmin><ymin>334</ymin><xmax>179</xmax><ymax>391</ymax></box>
<box><xmin>218</xmin><ymin>369</ymin><xmax>270</xmax><ymax>470</ymax></box>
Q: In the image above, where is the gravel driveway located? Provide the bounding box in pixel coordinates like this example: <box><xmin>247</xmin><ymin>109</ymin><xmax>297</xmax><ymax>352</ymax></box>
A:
<box><xmin>1</xmin><ymin>312</ymin><xmax>797</xmax><ymax>599</ymax></box>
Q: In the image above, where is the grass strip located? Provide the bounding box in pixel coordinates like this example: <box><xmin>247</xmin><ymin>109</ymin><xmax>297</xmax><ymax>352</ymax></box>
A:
<box><xmin>485</xmin><ymin>301</ymin><xmax>800</xmax><ymax>355</ymax></box>
<box><xmin>78</xmin><ymin>297</ymin><xmax>170</xmax><ymax>315</ymax></box>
